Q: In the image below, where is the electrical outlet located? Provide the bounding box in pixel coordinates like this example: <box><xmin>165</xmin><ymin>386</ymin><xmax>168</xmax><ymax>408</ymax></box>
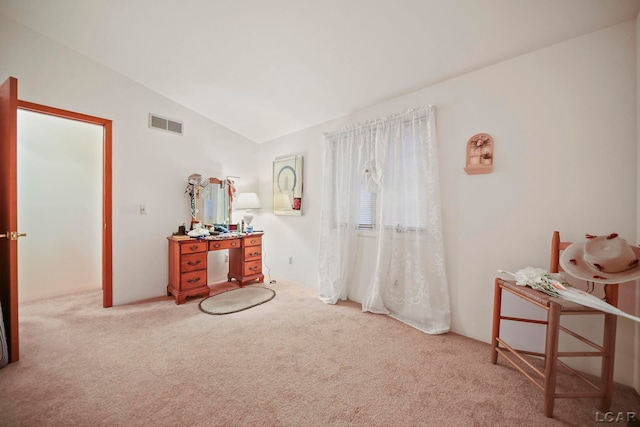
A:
<box><xmin>139</xmin><ymin>203</ymin><xmax>148</xmax><ymax>215</ymax></box>
<box><xmin>289</xmin><ymin>256</ymin><xmax>293</xmax><ymax>265</ymax></box>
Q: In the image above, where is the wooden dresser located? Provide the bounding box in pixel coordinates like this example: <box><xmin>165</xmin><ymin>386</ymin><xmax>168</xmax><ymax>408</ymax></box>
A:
<box><xmin>166</xmin><ymin>233</ymin><xmax>264</xmax><ymax>304</ymax></box>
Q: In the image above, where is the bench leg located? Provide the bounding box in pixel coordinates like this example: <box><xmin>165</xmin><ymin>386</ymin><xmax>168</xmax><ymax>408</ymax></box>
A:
<box><xmin>490</xmin><ymin>278</ymin><xmax>502</xmax><ymax>364</ymax></box>
<box><xmin>600</xmin><ymin>312</ymin><xmax>617</xmax><ymax>411</ymax></box>
<box><xmin>543</xmin><ymin>302</ymin><xmax>561</xmax><ymax>418</ymax></box>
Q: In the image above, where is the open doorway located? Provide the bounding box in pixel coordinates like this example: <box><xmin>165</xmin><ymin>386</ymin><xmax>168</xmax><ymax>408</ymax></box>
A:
<box><xmin>17</xmin><ymin>110</ymin><xmax>103</xmax><ymax>302</ymax></box>
<box><xmin>16</xmin><ymin>99</ymin><xmax>112</xmax><ymax>309</ymax></box>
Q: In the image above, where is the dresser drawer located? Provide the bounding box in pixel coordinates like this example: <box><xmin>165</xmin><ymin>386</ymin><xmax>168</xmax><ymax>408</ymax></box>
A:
<box><xmin>180</xmin><ymin>241</ymin><xmax>207</xmax><ymax>254</ymax></box>
<box><xmin>244</xmin><ymin>246</ymin><xmax>262</xmax><ymax>260</ymax></box>
<box><xmin>209</xmin><ymin>239</ymin><xmax>240</xmax><ymax>251</ymax></box>
<box><xmin>181</xmin><ymin>270</ymin><xmax>207</xmax><ymax>290</ymax></box>
<box><xmin>244</xmin><ymin>235</ymin><xmax>262</xmax><ymax>247</ymax></box>
<box><xmin>244</xmin><ymin>260</ymin><xmax>262</xmax><ymax>276</ymax></box>
<box><xmin>181</xmin><ymin>252</ymin><xmax>206</xmax><ymax>273</ymax></box>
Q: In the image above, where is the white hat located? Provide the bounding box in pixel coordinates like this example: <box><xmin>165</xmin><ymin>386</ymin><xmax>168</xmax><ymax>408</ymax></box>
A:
<box><xmin>187</xmin><ymin>173</ymin><xmax>208</xmax><ymax>187</ymax></box>
<box><xmin>560</xmin><ymin>233</ymin><xmax>640</xmax><ymax>284</ymax></box>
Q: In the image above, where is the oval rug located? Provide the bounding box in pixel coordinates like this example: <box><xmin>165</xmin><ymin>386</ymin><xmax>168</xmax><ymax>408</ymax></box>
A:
<box><xmin>199</xmin><ymin>286</ymin><xmax>275</xmax><ymax>315</ymax></box>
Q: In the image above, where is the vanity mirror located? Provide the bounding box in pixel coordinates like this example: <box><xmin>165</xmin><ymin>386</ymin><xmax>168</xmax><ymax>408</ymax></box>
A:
<box><xmin>194</xmin><ymin>177</ymin><xmax>230</xmax><ymax>226</ymax></box>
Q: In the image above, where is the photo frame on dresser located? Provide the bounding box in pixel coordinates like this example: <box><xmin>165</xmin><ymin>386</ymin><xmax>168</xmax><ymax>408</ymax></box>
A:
<box><xmin>273</xmin><ymin>155</ymin><xmax>303</xmax><ymax>216</ymax></box>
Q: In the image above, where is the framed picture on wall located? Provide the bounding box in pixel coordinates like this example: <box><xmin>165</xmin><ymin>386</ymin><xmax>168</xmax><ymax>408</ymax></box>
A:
<box><xmin>273</xmin><ymin>155</ymin><xmax>303</xmax><ymax>216</ymax></box>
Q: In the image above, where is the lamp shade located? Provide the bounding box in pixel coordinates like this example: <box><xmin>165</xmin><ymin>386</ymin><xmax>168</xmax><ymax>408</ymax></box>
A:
<box><xmin>234</xmin><ymin>192</ymin><xmax>262</xmax><ymax>210</ymax></box>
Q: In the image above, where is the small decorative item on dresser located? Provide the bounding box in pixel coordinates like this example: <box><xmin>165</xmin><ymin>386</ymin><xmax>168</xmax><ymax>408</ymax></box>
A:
<box><xmin>464</xmin><ymin>133</ymin><xmax>494</xmax><ymax>175</ymax></box>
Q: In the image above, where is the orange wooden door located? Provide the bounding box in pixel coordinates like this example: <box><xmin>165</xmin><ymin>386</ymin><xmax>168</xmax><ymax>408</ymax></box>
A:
<box><xmin>0</xmin><ymin>76</ymin><xmax>21</xmax><ymax>363</ymax></box>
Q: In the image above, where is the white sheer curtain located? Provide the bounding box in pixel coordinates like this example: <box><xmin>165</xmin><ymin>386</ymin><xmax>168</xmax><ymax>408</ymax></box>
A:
<box><xmin>318</xmin><ymin>105</ymin><xmax>450</xmax><ymax>334</ymax></box>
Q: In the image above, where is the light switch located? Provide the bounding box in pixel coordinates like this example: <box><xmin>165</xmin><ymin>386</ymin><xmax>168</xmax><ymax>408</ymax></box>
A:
<box><xmin>140</xmin><ymin>203</ymin><xmax>148</xmax><ymax>215</ymax></box>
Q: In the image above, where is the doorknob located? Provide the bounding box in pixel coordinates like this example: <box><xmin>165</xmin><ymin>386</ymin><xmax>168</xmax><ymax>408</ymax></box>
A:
<box><xmin>0</xmin><ymin>231</ymin><xmax>27</xmax><ymax>240</ymax></box>
<box><xmin>11</xmin><ymin>232</ymin><xmax>27</xmax><ymax>240</ymax></box>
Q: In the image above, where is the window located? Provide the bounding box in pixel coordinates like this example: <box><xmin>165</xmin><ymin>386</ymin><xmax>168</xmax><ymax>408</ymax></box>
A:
<box><xmin>319</xmin><ymin>106</ymin><xmax>449</xmax><ymax>333</ymax></box>
<box><xmin>357</xmin><ymin>132</ymin><xmax>428</xmax><ymax>230</ymax></box>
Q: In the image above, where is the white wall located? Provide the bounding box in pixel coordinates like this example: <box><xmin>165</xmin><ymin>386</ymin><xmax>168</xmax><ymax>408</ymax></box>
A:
<box><xmin>0</xmin><ymin>14</ymin><xmax>261</xmax><ymax>305</ymax></box>
<box><xmin>259</xmin><ymin>22</ymin><xmax>638</xmax><ymax>387</ymax></box>
<box><xmin>17</xmin><ymin>110</ymin><xmax>103</xmax><ymax>302</ymax></box>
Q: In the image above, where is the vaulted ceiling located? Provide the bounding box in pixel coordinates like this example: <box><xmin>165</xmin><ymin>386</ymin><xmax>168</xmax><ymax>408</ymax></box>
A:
<box><xmin>2</xmin><ymin>0</ymin><xmax>639</xmax><ymax>143</ymax></box>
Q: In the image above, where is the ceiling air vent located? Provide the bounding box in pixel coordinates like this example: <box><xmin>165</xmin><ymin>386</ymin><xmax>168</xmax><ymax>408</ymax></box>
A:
<box><xmin>149</xmin><ymin>113</ymin><xmax>183</xmax><ymax>135</ymax></box>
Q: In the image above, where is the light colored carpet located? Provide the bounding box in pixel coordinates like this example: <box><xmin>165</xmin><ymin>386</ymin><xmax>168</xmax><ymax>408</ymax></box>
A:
<box><xmin>199</xmin><ymin>286</ymin><xmax>275</xmax><ymax>315</ymax></box>
<box><xmin>0</xmin><ymin>280</ymin><xmax>638</xmax><ymax>426</ymax></box>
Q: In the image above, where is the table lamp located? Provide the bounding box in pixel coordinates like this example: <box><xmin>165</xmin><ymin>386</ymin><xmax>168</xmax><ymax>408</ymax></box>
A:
<box><xmin>234</xmin><ymin>192</ymin><xmax>261</xmax><ymax>226</ymax></box>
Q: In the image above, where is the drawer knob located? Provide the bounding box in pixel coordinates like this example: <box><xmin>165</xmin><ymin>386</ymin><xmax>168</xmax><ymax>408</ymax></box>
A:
<box><xmin>231</xmin><ymin>242</ymin><xmax>237</xmax><ymax>246</ymax></box>
<box><xmin>187</xmin><ymin>277</ymin><xmax>201</xmax><ymax>284</ymax></box>
<box><xmin>214</xmin><ymin>243</ymin><xmax>220</xmax><ymax>248</ymax></box>
<box><xmin>187</xmin><ymin>260</ymin><xmax>201</xmax><ymax>266</ymax></box>
<box><xmin>189</xmin><ymin>245</ymin><xmax>199</xmax><ymax>251</ymax></box>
